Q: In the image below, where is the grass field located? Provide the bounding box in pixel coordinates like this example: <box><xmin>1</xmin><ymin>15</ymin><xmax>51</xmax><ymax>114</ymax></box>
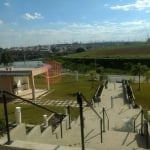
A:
<box><xmin>0</xmin><ymin>104</ymin><xmax>66</xmax><ymax>124</ymax></box>
<box><xmin>132</xmin><ymin>83</ymin><xmax>150</xmax><ymax>114</ymax></box>
<box><xmin>35</xmin><ymin>74</ymin><xmax>99</xmax><ymax>101</ymax></box>
<box><xmin>0</xmin><ymin>74</ymin><xmax>100</xmax><ymax>124</ymax></box>
<box><xmin>68</xmin><ymin>42</ymin><xmax>150</xmax><ymax>58</ymax></box>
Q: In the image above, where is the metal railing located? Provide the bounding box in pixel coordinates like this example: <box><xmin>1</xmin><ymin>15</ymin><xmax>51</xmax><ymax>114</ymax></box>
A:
<box><xmin>77</xmin><ymin>92</ymin><xmax>103</xmax><ymax>150</ymax></box>
<box><xmin>133</xmin><ymin>109</ymin><xmax>144</xmax><ymax>135</ymax></box>
<box><xmin>144</xmin><ymin>121</ymin><xmax>149</xmax><ymax>148</ymax></box>
<box><xmin>82</xmin><ymin>93</ymin><xmax>103</xmax><ymax>142</ymax></box>
<box><xmin>102</xmin><ymin>107</ymin><xmax>109</xmax><ymax>132</ymax></box>
<box><xmin>1</xmin><ymin>90</ymin><xmax>65</xmax><ymax>145</ymax></box>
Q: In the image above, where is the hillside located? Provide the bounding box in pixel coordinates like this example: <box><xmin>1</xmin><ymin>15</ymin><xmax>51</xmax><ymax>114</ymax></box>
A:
<box><xmin>67</xmin><ymin>42</ymin><xmax>150</xmax><ymax>58</ymax></box>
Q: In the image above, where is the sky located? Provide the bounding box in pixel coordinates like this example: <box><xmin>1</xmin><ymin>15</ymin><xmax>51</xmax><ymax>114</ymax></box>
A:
<box><xmin>0</xmin><ymin>0</ymin><xmax>150</xmax><ymax>48</ymax></box>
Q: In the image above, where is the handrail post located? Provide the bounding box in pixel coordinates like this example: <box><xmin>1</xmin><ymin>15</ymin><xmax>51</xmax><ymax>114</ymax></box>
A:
<box><xmin>141</xmin><ymin>110</ymin><xmax>144</xmax><ymax>135</ymax></box>
<box><xmin>60</xmin><ymin>115</ymin><xmax>63</xmax><ymax>139</ymax></box>
<box><xmin>2</xmin><ymin>92</ymin><xmax>12</xmax><ymax>145</ymax></box>
<box><xmin>77</xmin><ymin>92</ymin><xmax>85</xmax><ymax>150</ymax></box>
<box><xmin>108</xmin><ymin>118</ymin><xmax>109</xmax><ymax>131</ymax></box>
<box><xmin>81</xmin><ymin>92</ymin><xmax>103</xmax><ymax>144</ymax></box>
<box><xmin>102</xmin><ymin>107</ymin><xmax>105</xmax><ymax>132</ymax></box>
<box><xmin>133</xmin><ymin>120</ymin><xmax>136</xmax><ymax>132</ymax></box>
<box><xmin>100</xmin><ymin>119</ymin><xmax>103</xmax><ymax>143</ymax></box>
<box><xmin>145</xmin><ymin>122</ymin><xmax>149</xmax><ymax>148</ymax></box>
<box><xmin>67</xmin><ymin>106</ymin><xmax>71</xmax><ymax>129</ymax></box>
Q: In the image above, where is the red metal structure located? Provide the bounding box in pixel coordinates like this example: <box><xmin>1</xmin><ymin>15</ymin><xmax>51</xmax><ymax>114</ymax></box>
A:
<box><xmin>44</xmin><ymin>61</ymin><xmax>62</xmax><ymax>84</ymax></box>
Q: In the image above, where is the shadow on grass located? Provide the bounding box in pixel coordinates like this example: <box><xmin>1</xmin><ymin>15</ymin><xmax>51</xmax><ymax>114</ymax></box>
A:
<box><xmin>67</xmin><ymin>92</ymin><xmax>78</xmax><ymax>97</ymax></box>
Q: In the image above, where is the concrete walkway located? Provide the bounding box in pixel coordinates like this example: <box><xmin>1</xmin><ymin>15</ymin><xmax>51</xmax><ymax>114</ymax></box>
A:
<box><xmin>48</xmin><ymin>81</ymin><xmax>146</xmax><ymax>149</ymax></box>
<box><xmin>19</xmin><ymin>99</ymin><xmax>87</xmax><ymax>107</ymax></box>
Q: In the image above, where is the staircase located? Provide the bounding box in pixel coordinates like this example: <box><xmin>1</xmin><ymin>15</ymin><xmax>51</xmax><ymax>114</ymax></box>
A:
<box><xmin>0</xmin><ymin>82</ymin><xmax>149</xmax><ymax>150</ymax></box>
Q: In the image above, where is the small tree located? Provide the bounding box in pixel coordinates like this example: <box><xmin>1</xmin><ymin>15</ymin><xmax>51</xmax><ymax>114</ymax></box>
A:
<box><xmin>131</xmin><ymin>63</ymin><xmax>148</xmax><ymax>90</ymax></box>
<box><xmin>89</xmin><ymin>70</ymin><xmax>96</xmax><ymax>89</ymax></box>
<box><xmin>0</xmin><ymin>119</ymin><xmax>5</xmax><ymax>135</ymax></box>
<box><xmin>96</xmin><ymin>66</ymin><xmax>104</xmax><ymax>81</ymax></box>
<box><xmin>145</xmin><ymin>71</ymin><xmax>150</xmax><ymax>82</ymax></box>
<box><xmin>75</xmin><ymin>47</ymin><xmax>85</xmax><ymax>53</ymax></box>
<box><xmin>1</xmin><ymin>51</ymin><xmax>14</xmax><ymax>66</ymax></box>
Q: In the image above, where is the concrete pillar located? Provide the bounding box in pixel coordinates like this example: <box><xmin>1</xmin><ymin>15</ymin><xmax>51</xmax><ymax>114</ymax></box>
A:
<box><xmin>45</xmin><ymin>67</ymin><xmax>50</xmax><ymax>90</ymax></box>
<box><xmin>147</xmin><ymin>111</ymin><xmax>150</xmax><ymax>121</ymax></box>
<box><xmin>43</xmin><ymin>114</ymin><xmax>48</xmax><ymax>127</ymax></box>
<box><xmin>65</xmin><ymin>107</ymin><xmax>68</xmax><ymax>115</ymax></box>
<box><xmin>15</xmin><ymin>107</ymin><xmax>21</xmax><ymax>125</ymax></box>
<box><xmin>47</xmin><ymin>75</ymin><xmax>50</xmax><ymax>90</ymax></box>
<box><xmin>111</xmin><ymin>96</ymin><xmax>114</xmax><ymax>108</ymax></box>
<box><xmin>26</xmin><ymin>76</ymin><xmax>30</xmax><ymax>90</ymax></box>
<box><xmin>30</xmin><ymin>75</ymin><xmax>35</xmax><ymax>102</ymax></box>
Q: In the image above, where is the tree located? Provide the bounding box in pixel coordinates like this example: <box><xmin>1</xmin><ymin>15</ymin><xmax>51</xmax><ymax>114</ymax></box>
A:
<box><xmin>75</xmin><ymin>47</ymin><xmax>85</xmax><ymax>53</ymax></box>
<box><xmin>0</xmin><ymin>118</ymin><xmax>5</xmax><ymax>136</ymax></box>
<box><xmin>96</xmin><ymin>66</ymin><xmax>105</xmax><ymax>81</ymax></box>
<box><xmin>131</xmin><ymin>63</ymin><xmax>148</xmax><ymax>90</ymax></box>
<box><xmin>145</xmin><ymin>71</ymin><xmax>150</xmax><ymax>82</ymax></box>
<box><xmin>1</xmin><ymin>51</ymin><xmax>14</xmax><ymax>66</ymax></box>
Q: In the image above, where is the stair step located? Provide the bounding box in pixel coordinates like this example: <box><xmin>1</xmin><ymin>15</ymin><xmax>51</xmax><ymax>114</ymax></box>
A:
<box><xmin>6</xmin><ymin>140</ymin><xmax>93</xmax><ymax>150</ymax></box>
<box><xmin>10</xmin><ymin>123</ymin><xmax>26</xmax><ymax>140</ymax></box>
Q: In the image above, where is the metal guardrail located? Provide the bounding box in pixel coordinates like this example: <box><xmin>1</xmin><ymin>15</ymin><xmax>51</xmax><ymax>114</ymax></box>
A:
<box><xmin>0</xmin><ymin>89</ymin><xmax>65</xmax><ymax>145</ymax></box>
<box><xmin>133</xmin><ymin>109</ymin><xmax>144</xmax><ymax>135</ymax></box>
<box><xmin>93</xmin><ymin>80</ymin><xmax>107</xmax><ymax>103</ymax></box>
<box><xmin>77</xmin><ymin>92</ymin><xmax>103</xmax><ymax>150</ymax></box>
<box><xmin>143</xmin><ymin>121</ymin><xmax>149</xmax><ymax>148</ymax></box>
<box><xmin>134</xmin><ymin>109</ymin><xmax>150</xmax><ymax>149</ymax></box>
<box><xmin>102</xmin><ymin>107</ymin><xmax>109</xmax><ymax>132</ymax></box>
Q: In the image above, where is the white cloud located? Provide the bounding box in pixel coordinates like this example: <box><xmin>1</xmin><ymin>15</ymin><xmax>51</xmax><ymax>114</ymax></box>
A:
<box><xmin>1</xmin><ymin>20</ymin><xmax>150</xmax><ymax>47</ymax></box>
<box><xmin>4</xmin><ymin>2</ymin><xmax>10</xmax><ymax>7</ymax></box>
<box><xmin>110</xmin><ymin>0</ymin><xmax>150</xmax><ymax>11</ymax></box>
<box><xmin>0</xmin><ymin>20</ymin><xmax>4</xmax><ymax>25</ymax></box>
<box><xmin>23</xmin><ymin>12</ymin><xmax>44</xmax><ymax>20</ymax></box>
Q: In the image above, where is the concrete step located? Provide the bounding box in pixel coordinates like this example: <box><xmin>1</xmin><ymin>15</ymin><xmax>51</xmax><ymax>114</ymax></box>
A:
<box><xmin>26</xmin><ymin>125</ymin><xmax>42</xmax><ymax>142</ymax></box>
<box><xmin>10</xmin><ymin>123</ymin><xmax>26</xmax><ymax>141</ymax></box>
<box><xmin>85</xmin><ymin>130</ymin><xmax>147</xmax><ymax>150</ymax></box>
<box><xmin>6</xmin><ymin>140</ymin><xmax>92</xmax><ymax>150</ymax></box>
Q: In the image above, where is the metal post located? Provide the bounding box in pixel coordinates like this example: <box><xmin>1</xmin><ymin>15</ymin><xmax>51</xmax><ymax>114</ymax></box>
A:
<box><xmin>67</xmin><ymin>106</ymin><xmax>71</xmax><ymax>129</ymax></box>
<box><xmin>60</xmin><ymin>115</ymin><xmax>63</xmax><ymax>138</ymax></box>
<box><xmin>77</xmin><ymin>92</ymin><xmax>85</xmax><ymax>150</ymax></box>
<box><xmin>100</xmin><ymin>119</ymin><xmax>103</xmax><ymax>143</ymax></box>
<box><xmin>145</xmin><ymin>122</ymin><xmax>149</xmax><ymax>148</ymax></box>
<box><xmin>111</xmin><ymin>96</ymin><xmax>113</xmax><ymax>108</ymax></box>
<box><xmin>103</xmin><ymin>107</ymin><xmax>105</xmax><ymax>132</ymax></box>
<box><xmin>2</xmin><ymin>92</ymin><xmax>12</xmax><ymax>144</ymax></box>
<box><xmin>141</xmin><ymin>110</ymin><xmax>144</xmax><ymax>135</ymax></box>
<box><xmin>133</xmin><ymin>120</ymin><xmax>136</xmax><ymax>132</ymax></box>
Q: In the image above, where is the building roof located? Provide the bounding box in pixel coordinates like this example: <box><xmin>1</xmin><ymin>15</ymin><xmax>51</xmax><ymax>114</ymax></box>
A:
<box><xmin>0</xmin><ymin>66</ymin><xmax>47</xmax><ymax>76</ymax></box>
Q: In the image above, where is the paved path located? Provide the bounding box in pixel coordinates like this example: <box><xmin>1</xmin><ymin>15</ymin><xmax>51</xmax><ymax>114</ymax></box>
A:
<box><xmin>47</xmin><ymin>81</ymin><xmax>147</xmax><ymax>149</ymax></box>
<box><xmin>17</xmin><ymin>99</ymin><xmax>88</xmax><ymax>107</ymax></box>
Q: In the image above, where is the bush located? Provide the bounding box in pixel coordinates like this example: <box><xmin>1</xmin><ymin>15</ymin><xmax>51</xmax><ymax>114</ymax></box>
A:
<box><xmin>0</xmin><ymin>119</ymin><xmax>5</xmax><ymax>131</ymax></box>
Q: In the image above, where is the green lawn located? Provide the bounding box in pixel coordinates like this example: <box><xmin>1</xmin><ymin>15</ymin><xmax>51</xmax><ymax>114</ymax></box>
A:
<box><xmin>67</xmin><ymin>43</ymin><xmax>150</xmax><ymax>58</ymax></box>
<box><xmin>35</xmin><ymin>74</ymin><xmax>100</xmax><ymax>101</ymax></box>
<box><xmin>0</xmin><ymin>74</ymin><xmax>99</xmax><ymax>124</ymax></box>
<box><xmin>0</xmin><ymin>103</ymin><xmax>79</xmax><ymax>124</ymax></box>
<box><xmin>132</xmin><ymin>83</ymin><xmax>150</xmax><ymax>113</ymax></box>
